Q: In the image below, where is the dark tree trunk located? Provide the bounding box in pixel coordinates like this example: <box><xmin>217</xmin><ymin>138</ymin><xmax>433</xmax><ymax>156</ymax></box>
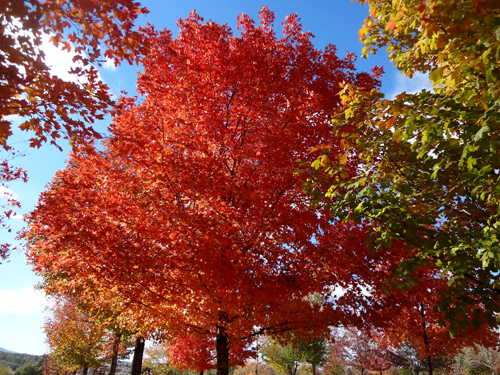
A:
<box><xmin>216</xmin><ymin>325</ymin><xmax>229</xmax><ymax>375</ymax></box>
<box><xmin>199</xmin><ymin>371</ymin><xmax>204</xmax><ymax>375</ymax></box>
<box><xmin>255</xmin><ymin>337</ymin><xmax>260</xmax><ymax>375</ymax></box>
<box><xmin>109</xmin><ymin>352</ymin><xmax>119</xmax><ymax>375</ymax></box>
<box><xmin>108</xmin><ymin>333</ymin><xmax>122</xmax><ymax>375</ymax></box>
<box><xmin>418</xmin><ymin>303</ymin><xmax>433</xmax><ymax>375</ymax></box>
<box><xmin>312</xmin><ymin>364</ymin><xmax>316</xmax><ymax>375</ymax></box>
<box><xmin>426</xmin><ymin>355</ymin><xmax>433</xmax><ymax>375</ymax></box>
<box><xmin>131</xmin><ymin>336</ymin><xmax>145</xmax><ymax>375</ymax></box>
<box><xmin>83</xmin><ymin>367</ymin><xmax>88</xmax><ymax>375</ymax></box>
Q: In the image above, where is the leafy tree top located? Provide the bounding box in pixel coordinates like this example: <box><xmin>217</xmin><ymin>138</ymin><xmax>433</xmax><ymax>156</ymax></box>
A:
<box><xmin>305</xmin><ymin>0</ymin><xmax>500</xmax><ymax>330</ymax></box>
<box><xmin>25</xmin><ymin>7</ymin><xmax>381</xmax><ymax>373</ymax></box>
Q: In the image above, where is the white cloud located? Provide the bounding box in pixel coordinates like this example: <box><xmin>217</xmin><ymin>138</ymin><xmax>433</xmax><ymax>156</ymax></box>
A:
<box><xmin>0</xmin><ymin>288</ymin><xmax>51</xmax><ymax>315</ymax></box>
<box><xmin>0</xmin><ymin>186</ymin><xmax>23</xmax><ymax>218</ymax></box>
<box><xmin>11</xmin><ymin>212</ymin><xmax>24</xmax><ymax>220</ymax></box>
<box><xmin>103</xmin><ymin>58</ymin><xmax>117</xmax><ymax>71</ymax></box>
<box><xmin>387</xmin><ymin>72</ymin><xmax>433</xmax><ymax>99</ymax></box>
<box><xmin>0</xmin><ymin>186</ymin><xmax>16</xmax><ymax>199</ymax></box>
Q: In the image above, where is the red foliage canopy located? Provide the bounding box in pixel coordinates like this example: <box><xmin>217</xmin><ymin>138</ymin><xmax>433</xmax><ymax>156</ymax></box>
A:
<box><xmin>166</xmin><ymin>334</ymin><xmax>253</xmax><ymax>372</ymax></box>
<box><xmin>1</xmin><ymin>0</ymin><xmax>148</xmax><ymax>150</ymax></box>
<box><xmin>1</xmin><ymin>0</ymin><xmax>148</xmax><ymax>262</ymax></box>
<box><xmin>25</xmin><ymin>7</ymin><xmax>380</xmax><ymax>374</ymax></box>
<box><xmin>373</xmin><ymin>265</ymin><xmax>499</xmax><ymax>366</ymax></box>
<box><xmin>331</xmin><ymin>327</ymin><xmax>391</xmax><ymax>375</ymax></box>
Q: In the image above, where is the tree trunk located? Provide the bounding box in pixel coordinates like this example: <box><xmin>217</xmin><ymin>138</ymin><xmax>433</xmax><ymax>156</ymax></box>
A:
<box><xmin>200</xmin><ymin>371</ymin><xmax>204</xmax><ymax>375</ymax></box>
<box><xmin>426</xmin><ymin>355</ymin><xmax>433</xmax><ymax>375</ymax></box>
<box><xmin>83</xmin><ymin>367</ymin><xmax>88</xmax><ymax>375</ymax></box>
<box><xmin>108</xmin><ymin>333</ymin><xmax>122</xmax><ymax>375</ymax></box>
<box><xmin>109</xmin><ymin>351</ymin><xmax>119</xmax><ymax>375</ymax></box>
<box><xmin>255</xmin><ymin>337</ymin><xmax>260</xmax><ymax>375</ymax></box>
<box><xmin>131</xmin><ymin>336</ymin><xmax>145</xmax><ymax>375</ymax></box>
<box><xmin>216</xmin><ymin>325</ymin><xmax>229</xmax><ymax>375</ymax></box>
<box><xmin>419</xmin><ymin>303</ymin><xmax>433</xmax><ymax>375</ymax></box>
<box><xmin>312</xmin><ymin>364</ymin><xmax>316</xmax><ymax>375</ymax></box>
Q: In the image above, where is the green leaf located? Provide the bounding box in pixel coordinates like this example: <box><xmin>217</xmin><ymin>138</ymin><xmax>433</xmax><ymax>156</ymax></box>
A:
<box><xmin>473</xmin><ymin>125</ymin><xmax>489</xmax><ymax>141</ymax></box>
<box><xmin>399</xmin><ymin>184</ymin><xmax>413</xmax><ymax>196</ymax></box>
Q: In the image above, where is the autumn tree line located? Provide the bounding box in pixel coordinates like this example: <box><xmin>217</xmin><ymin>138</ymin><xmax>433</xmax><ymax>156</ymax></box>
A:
<box><xmin>2</xmin><ymin>1</ymin><xmax>500</xmax><ymax>375</ymax></box>
<box><xmin>0</xmin><ymin>352</ymin><xmax>41</xmax><ymax>373</ymax></box>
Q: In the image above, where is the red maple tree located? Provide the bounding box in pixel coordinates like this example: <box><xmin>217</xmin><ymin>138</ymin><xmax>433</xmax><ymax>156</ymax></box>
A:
<box><xmin>25</xmin><ymin>7</ymin><xmax>380</xmax><ymax>375</ymax></box>
<box><xmin>165</xmin><ymin>334</ymin><xmax>252</xmax><ymax>375</ymax></box>
<box><xmin>1</xmin><ymin>0</ymin><xmax>149</xmax><ymax>262</ymax></box>
<box><xmin>330</xmin><ymin>327</ymin><xmax>391</xmax><ymax>375</ymax></box>
<box><xmin>373</xmin><ymin>266</ymin><xmax>499</xmax><ymax>375</ymax></box>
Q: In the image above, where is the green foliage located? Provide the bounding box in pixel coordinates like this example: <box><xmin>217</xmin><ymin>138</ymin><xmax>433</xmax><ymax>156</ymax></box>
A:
<box><xmin>306</xmin><ymin>0</ymin><xmax>500</xmax><ymax>330</ymax></box>
<box><xmin>261</xmin><ymin>337</ymin><xmax>303</xmax><ymax>375</ymax></box>
<box><xmin>13</xmin><ymin>363</ymin><xmax>43</xmax><ymax>375</ymax></box>
<box><xmin>0</xmin><ymin>353</ymin><xmax>40</xmax><ymax>371</ymax></box>
<box><xmin>13</xmin><ymin>356</ymin><xmax>45</xmax><ymax>375</ymax></box>
<box><xmin>297</xmin><ymin>340</ymin><xmax>329</xmax><ymax>371</ymax></box>
<box><xmin>233</xmin><ymin>363</ymin><xmax>278</xmax><ymax>375</ymax></box>
<box><xmin>261</xmin><ymin>335</ymin><xmax>328</xmax><ymax>375</ymax></box>
<box><xmin>0</xmin><ymin>366</ymin><xmax>12</xmax><ymax>375</ymax></box>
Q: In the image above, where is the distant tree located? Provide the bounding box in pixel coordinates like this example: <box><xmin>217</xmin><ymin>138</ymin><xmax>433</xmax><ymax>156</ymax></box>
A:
<box><xmin>322</xmin><ymin>360</ymin><xmax>344</xmax><ymax>375</ymax></box>
<box><xmin>298</xmin><ymin>340</ymin><xmax>329</xmax><ymax>375</ymax></box>
<box><xmin>261</xmin><ymin>337</ymin><xmax>303</xmax><ymax>375</ymax></box>
<box><xmin>14</xmin><ymin>363</ymin><xmax>42</xmax><ymax>375</ymax></box>
<box><xmin>14</xmin><ymin>356</ymin><xmax>47</xmax><ymax>375</ymax></box>
<box><xmin>144</xmin><ymin>344</ymin><xmax>177</xmax><ymax>375</ymax></box>
<box><xmin>388</xmin><ymin>342</ymin><xmax>424</xmax><ymax>375</ymax></box>
<box><xmin>233</xmin><ymin>363</ymin><xmax>278</xmax><ymax>375</ymax></box>
<box><xmin>331</xmin><ymin>328</ymin><xmax>391</xmax><ymax>375</ymax></box>
<box><xmin>44</xmin><ymin>298</ymin><xmax>107</xmax><ymax>374</ymax></box>
<box><xmin>261</xmin><ymin>335</ymin><xmax>328</xmax><ymax>375</ymax></box>
<box><xmin>0</xmin><ymin>352</ymin><xmax>40</xmax><ymax>371</ymax></box>
<box><xmin>0</xmin><ymin>366</ymin><xmax>11</xmax><ymax>375</ymax></box>
<box><xmin>457</xmin><ymin>344</ymin><xmax>500</xmax><ymax>375</ymax></box>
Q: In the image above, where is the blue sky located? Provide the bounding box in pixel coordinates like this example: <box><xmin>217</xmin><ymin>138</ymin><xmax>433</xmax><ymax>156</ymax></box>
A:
<box><xmin>0</xmin><ymin>0</ymin><xmax>431</xmax><ymax>355</ymax></box>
